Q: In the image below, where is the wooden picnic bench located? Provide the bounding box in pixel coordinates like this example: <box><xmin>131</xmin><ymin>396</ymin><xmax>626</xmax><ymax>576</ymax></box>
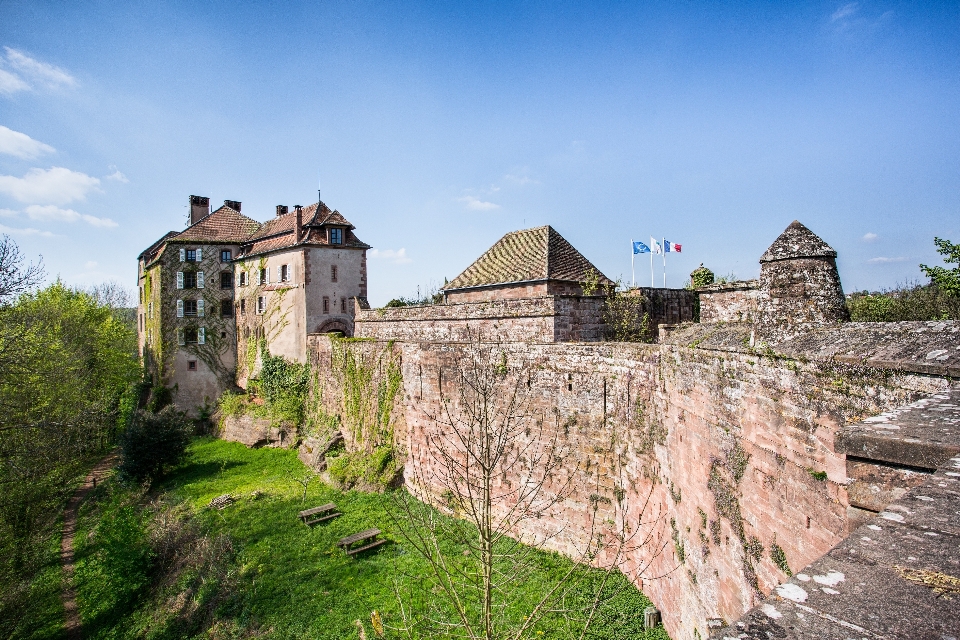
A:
<box><xmin>337</xmin><ymin>528</ymin><xmax>387</xmax><ymax>556</ymax></box>
<box><xmin>298</xmin><ymin>503</ymin><xmax>340</xmax><ymax>526</ymax></box>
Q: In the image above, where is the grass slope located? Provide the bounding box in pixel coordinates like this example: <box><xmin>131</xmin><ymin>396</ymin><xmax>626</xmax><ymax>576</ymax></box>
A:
<box><xmin>73</xmin><ymin>438</ymin><xmax>670</xmax><ymax>639</ymax></box>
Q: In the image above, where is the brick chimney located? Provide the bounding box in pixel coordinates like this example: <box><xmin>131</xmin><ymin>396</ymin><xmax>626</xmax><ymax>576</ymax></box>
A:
<box><xmin>294</xmin><ymin>205</ymin><xmax>303</xmax><ymax>242</ymax></box>
<box><xmin>224</xmin><ymin>200</ymin><xmax>241</xmax><ymax>212</ymax></box>
<box><xmin>189</xmin><ymin>195</ymin><xmax>210</xmax><ymax>225</ymax></box>
<box><xmin>276</xmin><ymin>205</ymin><xmax>288</xmax><ymax>217</ymax></box>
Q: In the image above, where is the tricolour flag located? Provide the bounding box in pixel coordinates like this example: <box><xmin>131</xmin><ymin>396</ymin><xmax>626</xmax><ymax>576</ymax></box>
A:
<box><xmin>632</xmin><ymin>241</ymin><xmax>650</xmax><ymax>254</ymax></box>
<box><xmin>664</xmin><ymin>240</ymin><xmax>682</xmax><ymax>253</ymax></box>
<box><xmin>650</xmin><ymin>237</ymin><xmax>663</xmax><ymax>254</ymax></box>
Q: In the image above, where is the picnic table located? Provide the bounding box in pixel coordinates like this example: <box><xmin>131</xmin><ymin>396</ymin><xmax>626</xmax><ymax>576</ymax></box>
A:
<box><xmin>337</xmin><ymin>528</ymin><xmax>386</xmax><ymax>556</ymax></box>
<box><xmin>298</xmin><ymin>503</ymin><xmax>340</xmax><ymax>526</ymax></box>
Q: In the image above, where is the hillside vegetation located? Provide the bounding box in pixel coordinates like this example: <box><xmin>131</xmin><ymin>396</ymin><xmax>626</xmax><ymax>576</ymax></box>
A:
<box><xmin>70</xmin><ymin>438</ymin><xmax>669</xmax><ymax>640</ymax></box>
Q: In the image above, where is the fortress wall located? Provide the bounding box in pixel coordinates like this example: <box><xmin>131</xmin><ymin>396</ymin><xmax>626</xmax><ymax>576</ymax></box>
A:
<box><xmin>304</xmin><ymin>324</ymin><xmax>954</xmax><ymax>640</ymax></box>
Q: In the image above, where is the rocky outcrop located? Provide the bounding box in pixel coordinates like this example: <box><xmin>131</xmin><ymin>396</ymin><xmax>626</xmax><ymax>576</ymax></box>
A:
<box><xmin>220</xmin><ymin>414</ymin><xmax>294</xmax><ymax>448</ymax></box>
<box><xmin>297</xmin><ymin>432</ymin><xmax>344</xmax><ymax>471</ymax></box>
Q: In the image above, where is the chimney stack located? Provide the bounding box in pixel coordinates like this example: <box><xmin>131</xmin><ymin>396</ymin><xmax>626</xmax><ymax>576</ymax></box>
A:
<box><xmin>276</xmin><ymin>205</ymin><xmax>289</xmax><ymax>217</ymax></box>
<box><xmin>224</xmin><ymin>200</ymin><xmax>241</xmax><ymax>212</ymax></box>
<box><xmin>189</xmin><ymin>195</ymin><xmax>210</xmax><ymax>225</ymax></box>
<box><xmin>294</xmin><ymin>205</ymin><xmax>303</xmax><ymax>242</ymax></box>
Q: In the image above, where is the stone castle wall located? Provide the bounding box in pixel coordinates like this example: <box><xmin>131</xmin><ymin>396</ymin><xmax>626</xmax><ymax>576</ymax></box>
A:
<box><xmin>697</xmin><ymin>281</ymin><xmax>759</xmax><ymax>323</ymax></box>
<box><xmin>302</xmin><ymin>320</ymin><xmax>957</xmax><ymax>640</ymax></box>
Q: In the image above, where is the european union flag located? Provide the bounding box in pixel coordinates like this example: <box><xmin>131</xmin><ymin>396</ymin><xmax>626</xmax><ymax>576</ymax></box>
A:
<box><xmin>633</xmin><ymin>241</ymin><xmax>650</xmax><ymax>254</ymax></box>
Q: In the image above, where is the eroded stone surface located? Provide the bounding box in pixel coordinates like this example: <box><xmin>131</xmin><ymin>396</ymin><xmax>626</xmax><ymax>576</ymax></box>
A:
<box><xmin>837</xmin><ymin>388</ymin><xmax>960</xmax><ymax>469</ymax></box>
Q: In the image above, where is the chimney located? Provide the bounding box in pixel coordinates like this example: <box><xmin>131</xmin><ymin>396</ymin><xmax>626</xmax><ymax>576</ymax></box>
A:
<box><xmin>276</xmin><ymin>205</ymin><xmax>288</xmax><ymax>217</ymax></box>
<box><xmin>294</xmin><ymin>205</ymin><xmax>303</xmax><ymax>242</ymax></box>
<box><xmin>189</xmin><ymin>195</ymin><xmax>210</xmax><ymax>225</ymax></box>
<box><xmin>224</xmin><ymin>200</ymin><xmax>241</xmax><ymax>212</ymax></box>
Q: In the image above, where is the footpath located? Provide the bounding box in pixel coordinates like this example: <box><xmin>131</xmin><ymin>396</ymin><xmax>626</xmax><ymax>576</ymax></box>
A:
<box><xmin>61</xmin><ymin>454</ymin><xmax>118</xmax><ymax>640</ymax></box>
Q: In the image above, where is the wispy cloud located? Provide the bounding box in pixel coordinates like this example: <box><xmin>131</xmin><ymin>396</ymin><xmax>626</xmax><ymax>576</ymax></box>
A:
<box><xmin>105</xmin><ymin>166</ymin><xmax>129</xmax><ymax>183</ymax></box>
<box><xmin>24</xmin><ymin>204</ymin><xmax>117</xmax><ymax>228</ymax></box>
<box><xmin>0</xmin><ymin>125</ymin><xmax>55</xmax><ymax>159</ymax></box>
<box><xmin>831</xmin><ymin>2</ymin><xmax>859</xmax><ymax>22</ymax></box>
<box><xmin>458</xmin><ymin>195</ymin><xmax>500</xmax><ymax>211</ymax></box>
<box><xmin>0</xmin><ymin>222</ymin><xmax>55</xmax><ymax>237</ymax></box>
<box><xmin>0</xmin><ymin>47</ymin><xmax>76</xmax><ymax>95</ymax></box>
<box><xmin>862</xmin><ymin>232</ymin><xmax>878</xmax><ymax>242</ymax></box>
<box><xmin>503</xmin><ymin>173</ymin><xmax>539</xmax><ymax>186</ymax></box>
<box><xmin>0</xmin><ymin>167</ymin><xmax>101</xmax><ymax>205</ymax></box>
<box><xmin>369</xmin><ymin>248</ymin><xmax>412</xmax><ymax>264</ymax></box>
<box><xmin>0</xmin><ymin>208</ymin><xmax>18</xmax><ymax>218</ymax></box>
<box><xmin>867</xmin><ymin>256</ymin><xmax>906</xmax><ymax>264</ymax></box>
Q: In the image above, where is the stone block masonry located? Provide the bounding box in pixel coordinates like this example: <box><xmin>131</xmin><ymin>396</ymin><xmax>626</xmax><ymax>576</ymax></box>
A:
<box><xmin>303</xmin><ymin>321</ymin><xmax>956</xmax><ymax>640</ymax></box>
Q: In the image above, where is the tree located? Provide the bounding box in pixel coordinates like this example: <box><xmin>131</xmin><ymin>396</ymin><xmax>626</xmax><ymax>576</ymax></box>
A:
<box><xmin>0</xmin><ymin>234</ymin><xmax>43</xmax><ymax>303</ymax></box>
<box><xmin>118</xmin><ymin>407</ymin><xmax>193</xmax><ymax>482</ymax></box>
<box><xmin>920</xmin><ymin>237</ymin><xmax>960</xmax><ymax>296</ymax></box>
<box><xmin>388</xmin><ymin>335</ymin><xmax>668</xmax><ymax>640</ymax></box>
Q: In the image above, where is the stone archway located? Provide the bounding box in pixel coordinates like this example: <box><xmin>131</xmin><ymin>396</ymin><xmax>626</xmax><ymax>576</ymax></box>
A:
<box><xmin>315</xmin><ymin>319</ymin><xmax>352</xmax><ymax>337</ymax></box>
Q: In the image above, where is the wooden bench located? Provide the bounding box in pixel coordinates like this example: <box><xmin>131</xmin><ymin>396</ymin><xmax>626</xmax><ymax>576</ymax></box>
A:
<box><xmin>337</xmin><ymin>528</ymin><xmax>387</xmax><ymax>556</ymax></box>
<box><xmin>298</xmin><ymin>503</ymin><xmax>340</xmax><ymax>526</ymax></box>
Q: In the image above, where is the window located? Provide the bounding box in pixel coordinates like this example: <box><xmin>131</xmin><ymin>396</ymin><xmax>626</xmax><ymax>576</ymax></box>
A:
<box><xmin>186</xmin><ymin>249</ymin><xmax>197</xmax><ymax>262</ymax></box>
<box><xmin>329</xmin><ymin>228</ymin><xmax>342</xmax><ymax>244</ymax></box>
<box><xmin>259</xmin><ymin>268</ymin><xmax>268</xmax><ymax>285</ymax></box>
<box><xmin>183</xmin><ymin>271</ymin><xmax>197</xmax><ymax>289</ymax></box>
<box><xmin>240</xmin><ymin>299</ymin><xmax>246</xmax><ymax>315</ymax></box>
<box><xmin>220</xmin><ymin>271</ymin><xmax>233</xmax><ymax>289</ymax></box>
<box><xmin>257</xmin><ymin>296</ymin><xmax>265</xmax><ymax>314</ymax></box>
<box><xmin>280</xmin><ymin>264</ymin><xmax>289</xmax><ymax>282</ymax></box>
<box><xmin>239</xmin><ymin>271</ymin><xmax>247</xmax><ymax>287</ymax></box>
<box><xmin>340</xmin><ymin>298</ymin><xmax>346</xmax><ymax>313</ymax></box>
<box><xmin>331</xmin><ymin>265</ymin><xmax>338</xmax><ymax>282</ymax></box>
<box><xmin>221</xmin><ymin>249</ymin><xmax>232</xmax><ymax>262</ymax></box>
<box><xmin>188</xmin><ymin>360</ymin><xmax>197</xmax><ymax>371</ymax></box>
<box><xmin>139</xmin><ymin>287</ymin><xmax>143</xmax><ymax>303</ymax></box>
<box><xmin>184</xmin><ymin>300</ymin><xmax>198</xmax><ymax>316</ymax></box>
<box><xmin>323</xmin><ymin>296</ymin><xmax>330</xmax><ymax>313</ymax></box>
<box><xmin>221</xmin><ymin>299</ymin><xmax>233</xmax><ymax>317</ymax></box>
<box><xmin>184</xmin><ymin>327</ymin><xmax>198</xmax><ymax>344</ymax></box>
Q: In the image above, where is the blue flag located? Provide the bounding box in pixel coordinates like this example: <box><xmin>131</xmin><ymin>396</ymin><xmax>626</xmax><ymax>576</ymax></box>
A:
<box><xmin>633</xmin><ymin>241</ymin><xmax>650</xmax><ymax>254</ymax></box>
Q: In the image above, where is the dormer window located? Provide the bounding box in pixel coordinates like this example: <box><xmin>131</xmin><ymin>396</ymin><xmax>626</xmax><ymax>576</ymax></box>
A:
<box><xmin>329</xmin><ymin>228</ymin><xmax>342</xmax><ymax>245</ymax></box>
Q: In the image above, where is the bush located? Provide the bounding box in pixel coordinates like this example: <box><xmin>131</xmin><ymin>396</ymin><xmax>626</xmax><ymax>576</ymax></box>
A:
<box><xmin>847</xmin><ymin>283</ymin><xmax>959</xmax><ymax>321</ymax></box>
<box><xmin>118</xmin><ymin>407</ymin><xmax>193</xmax><ymax>482</ymax></box>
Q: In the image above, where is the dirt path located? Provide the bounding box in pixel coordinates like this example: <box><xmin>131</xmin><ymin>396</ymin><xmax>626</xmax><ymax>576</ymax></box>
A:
<box><xmin>61</xmin><ymin>454</ymin><xmax>118</xmax><ymax>640</ymax></box>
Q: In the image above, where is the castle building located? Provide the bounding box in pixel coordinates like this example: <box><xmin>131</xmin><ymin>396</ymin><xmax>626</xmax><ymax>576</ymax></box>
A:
<box><xmin>137</xmin><ymin>195</ymin><xmax>369</xmax><ymax>414</ymax></box>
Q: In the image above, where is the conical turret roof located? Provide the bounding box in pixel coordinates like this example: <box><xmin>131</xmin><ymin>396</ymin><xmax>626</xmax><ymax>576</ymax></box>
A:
<box><xmin>760</xmin><ymin>220</ymin><xmax>837</xmax><ymax>263</ymax></box>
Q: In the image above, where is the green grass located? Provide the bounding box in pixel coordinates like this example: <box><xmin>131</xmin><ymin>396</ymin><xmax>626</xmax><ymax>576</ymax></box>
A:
<box><xmin>73</xmin><ymin>438</ymin><xmax>670</xmax><ymax>640</ymax></box>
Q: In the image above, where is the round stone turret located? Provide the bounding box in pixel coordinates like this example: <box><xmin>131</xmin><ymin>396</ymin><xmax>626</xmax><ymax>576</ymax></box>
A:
<box><xmin>755</xmin><ymin>221</ymin><xmax>849</xmax><ymax>341</ymax></box>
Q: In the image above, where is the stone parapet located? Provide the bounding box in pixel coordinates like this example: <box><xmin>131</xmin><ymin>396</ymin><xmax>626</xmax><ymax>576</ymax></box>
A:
<box><xmin>698</xmin><ymin>280</ymin><xmax>759</xmax><ymax>323</ymax></box>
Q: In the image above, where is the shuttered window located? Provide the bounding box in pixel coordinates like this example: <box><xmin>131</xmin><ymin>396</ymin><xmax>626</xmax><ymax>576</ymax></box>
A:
<box><xmin>197</xmin><ymin>271</ymin><xmax>204</xmax><ymax>288</ymax></box>
<box><xmin>179</xmin><ymin>248</ymin><xmax>186</xmax><ymax>262</ymax></box>
<box><xmin>176</xmin><ymin>299</ymin><xmax>184</xmax><ymax>317</ymax></box>
<box><xmin>198</xmin><ymin>327</ymin><xmax>205</xmax><ymax>345</ymax></box>
<box><xmin>197</xmin><ymin>299</ymin><xmax>205</xmax><ymax>317</ymax></box>
<box><xmin>196</xmin><ymin>248</ymin><xmax>202</xmax><ymax>261</ymax></box>
<box><xmin>176</xmin><ymin>271</ymin><xmax>184</xmax><ymax>289</ymax></box>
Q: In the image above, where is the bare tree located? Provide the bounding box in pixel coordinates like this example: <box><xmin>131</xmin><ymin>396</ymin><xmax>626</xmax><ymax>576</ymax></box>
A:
<box><xmin>387</xmin><ymin>335</ymin><xmax>670</xmax><ymax>640</ymax></box>
<box><xmin>0</xmin><ymin>235</ymin><xmax>43</xmax><ymax>303</ymax></box>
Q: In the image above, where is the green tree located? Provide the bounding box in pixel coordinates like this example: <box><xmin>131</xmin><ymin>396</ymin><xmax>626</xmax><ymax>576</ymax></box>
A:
<box><xmin>920</xmin><ymin>237</ymin><xmax>960</xmax><ymax>296</ymax></box>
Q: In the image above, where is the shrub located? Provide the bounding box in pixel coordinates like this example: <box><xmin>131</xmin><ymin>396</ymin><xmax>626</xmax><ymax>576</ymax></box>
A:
<box><xmin>847</xmin><ymin>283</ymin><xmax>959</xmax><ymax>321</ymax></box>
<box><xmin>118</xmin><ymin>407</ymin><xmax>192</xmax><ymax>482</ymax></box>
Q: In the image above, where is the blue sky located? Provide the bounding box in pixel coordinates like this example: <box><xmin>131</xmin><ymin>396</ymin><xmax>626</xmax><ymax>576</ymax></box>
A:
<box><xmin>0</xmin><ymin>1</ymin><xmax>957</xmax><ymax>305</ymax></box>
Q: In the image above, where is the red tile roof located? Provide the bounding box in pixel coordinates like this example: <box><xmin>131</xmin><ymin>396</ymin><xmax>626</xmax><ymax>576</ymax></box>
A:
<box><xmin>139</xmin><ymin>201</ymin><xmax>370</xmax><ymax>265</ymax></box>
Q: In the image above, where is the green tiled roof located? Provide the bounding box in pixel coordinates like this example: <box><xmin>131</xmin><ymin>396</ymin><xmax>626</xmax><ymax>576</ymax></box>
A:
<box><xmin>444</xmin><ymin>225</ymin><xmax>612</xmax><ymax>291</ymax></box>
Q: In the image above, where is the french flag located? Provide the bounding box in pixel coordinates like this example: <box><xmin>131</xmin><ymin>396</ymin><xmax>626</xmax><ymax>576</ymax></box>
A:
<box><xmin>664</xmin><ymin>240</ymin><xmax>682</xmax><ymax>252</ymax></box>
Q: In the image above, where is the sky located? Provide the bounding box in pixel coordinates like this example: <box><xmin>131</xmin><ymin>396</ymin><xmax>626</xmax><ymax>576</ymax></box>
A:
<box><xmin>0</xmin><ymin>1</ymin><xmax>957</xmax><ymax>305</ymax></box>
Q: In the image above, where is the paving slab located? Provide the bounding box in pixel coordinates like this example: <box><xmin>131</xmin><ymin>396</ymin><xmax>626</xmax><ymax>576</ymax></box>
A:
<box><xmin>837</xmin><ymin>389</ymin><xmax>960</xmax><ymax>469</ymax></box>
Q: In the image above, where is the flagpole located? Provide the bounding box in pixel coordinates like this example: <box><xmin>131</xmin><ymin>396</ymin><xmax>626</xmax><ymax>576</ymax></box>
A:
<box><xmin>631</xmin><ymin>239</ymin><xmax>635</xmax><ymax>288</ymax></box>
<box><xmin>650</xmin><ymin>246</ymin><xmax>654</xmax><ymax>288</ymax></box>
<box><xmin>662</xmin><ymin>237</ymin><xmax>667</xmax><ymax>288</ymax></box>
